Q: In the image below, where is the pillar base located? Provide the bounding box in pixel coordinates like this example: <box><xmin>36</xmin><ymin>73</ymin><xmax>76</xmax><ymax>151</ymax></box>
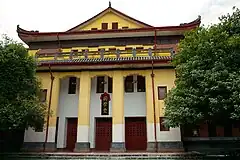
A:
<box><xmin>110</xmin><ymin>142</ymin><xmax>126</xmax><ymax>152</ymax></box>
<box><xmin>22</xmin><ymin>142</ymin><xmax>56</xmax><ymax>152</ymax></box>
<box><xmin>147</xmin><ymin>141</ymin><xmax>184</xmax><ymax>152</ymax></box>
<box><xmin>74</xmin><ymin>142</ymin><xmax>90</xmax><ymax>152</ymax></box>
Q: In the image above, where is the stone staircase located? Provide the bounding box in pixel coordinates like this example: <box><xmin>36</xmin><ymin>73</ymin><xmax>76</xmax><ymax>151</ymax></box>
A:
<box><xmin>0</xmin><ymin>152</ymin><xmax>232</xmax><ymax>159</ymax></box>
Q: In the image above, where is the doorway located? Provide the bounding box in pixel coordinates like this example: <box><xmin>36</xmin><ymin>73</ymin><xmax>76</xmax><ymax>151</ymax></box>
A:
<box><xmin>66</xmin><ymin>118</ymin><xmax>78</xmax><ymax>151</ymax></box>
<box><xmin>95</xmin><ymin>118</ymin><xmax>112</xmax><ymax>151</ymax></box>
<box><xmin>125</xmin><ymin>117</ymin><xmax>147</xmax><ymax>151</ymax></box>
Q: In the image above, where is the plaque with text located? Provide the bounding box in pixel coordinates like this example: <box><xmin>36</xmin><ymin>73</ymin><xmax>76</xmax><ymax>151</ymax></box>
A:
<box><xmin>100</xmin><ymin>92</ymin><xmax>111</xmax><ymax>115</ymax></box>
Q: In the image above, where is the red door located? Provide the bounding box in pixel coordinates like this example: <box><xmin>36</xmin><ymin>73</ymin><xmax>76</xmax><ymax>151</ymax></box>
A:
<box><xmin>95</xmin><ymin>118</ymin><xmax>112</xmax><ymax>151</ymax></box>
<box><xmin>66</xmin><ymin>118</ymin><xmax>78</xmax><ymax>151</ymax></box>
<box><xmin>125</xmin><ymin>117</ymin><xmax>147</xmax><ymax>151</ymax></box>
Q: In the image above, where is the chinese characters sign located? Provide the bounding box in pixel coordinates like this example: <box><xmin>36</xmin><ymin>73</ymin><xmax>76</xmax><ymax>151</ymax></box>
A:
<box><xmin>100</xmin><ymin>92</ymin><xmax>111</xmax><ymax>115</ymax></box>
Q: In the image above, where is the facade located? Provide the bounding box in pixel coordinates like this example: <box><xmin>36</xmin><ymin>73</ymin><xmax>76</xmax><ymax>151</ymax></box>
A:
<box><xmin>17</xmin><ymin>3</ymin><xmax>200</xmax><ymax>152</ymax></box>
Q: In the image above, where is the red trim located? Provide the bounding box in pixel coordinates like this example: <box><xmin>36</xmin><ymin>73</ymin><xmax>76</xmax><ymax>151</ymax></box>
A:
<box><xmin>38</xmin><ymin>59</ymin><xmax>170</xmax><ymax>67</ymax></box>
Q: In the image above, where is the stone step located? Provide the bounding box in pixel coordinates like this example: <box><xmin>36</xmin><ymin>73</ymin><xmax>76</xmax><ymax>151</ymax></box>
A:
<box><xmin>0</xmin><ymin>152</ymin><xmax>229</xmax><ymax>160</ymax></box>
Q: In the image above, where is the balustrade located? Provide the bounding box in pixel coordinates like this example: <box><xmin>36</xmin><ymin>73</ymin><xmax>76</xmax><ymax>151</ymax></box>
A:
<box><xmin>35</xmin><ymin>47</ymin><xmax>175</xmax><ymax>61</ymax></box>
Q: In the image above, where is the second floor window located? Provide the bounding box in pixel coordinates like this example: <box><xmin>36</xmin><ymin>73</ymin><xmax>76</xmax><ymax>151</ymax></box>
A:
<box><xmin>97</xmin><ymin>76</ymin><xmax>105</xmax><ymax>93</ymax></box>
<box><xmin>108</xmin><ymin>77</ymin><xmax>113</xmax><ymax>93</ymax></box>
<box><xmin>158</xmin><ymin>86</ymin><xmax>167</xmax><ymax>100</ymax></box>
<box><xmin>68</xmin><ymin>77</ymin><xmax>77</xmax><ymax>94</ymax></box>
<box><xmin>137</xmin><ymin>76</ymin><xmax>145</xmax><ymax>92</ymax></box>
<box><xmin>40</xmin><ymin>89</ymin><xmax>47</xmax><ymax>102</ymax></box>
<box><xmin>125</xmin><ymin>76</ymin><xmax>134</xmax><ymax>92</ymax></box>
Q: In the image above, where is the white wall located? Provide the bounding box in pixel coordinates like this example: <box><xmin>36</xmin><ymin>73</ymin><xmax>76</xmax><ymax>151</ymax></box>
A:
<box><xmin>147</xmin><ymin>123</ymin><xmax>181</xmax><ymax>142</ymax></box>
<box><xmin>89</xmin><ymin>76</ymin><xmax>112</xmax><ymax>148</ymax></box>
<box><xmin>56</xmin><ymin>77</ymin><xmax>79</xmax><ymax>148</ymax></box>
<box><xmin>24</xmin><ymin>127</ymin><xmax>56</xmax><ymax>143</ymax></box>
<box><xmin>124</xmin><ymin>75</ymin><xmax>146</xmax><ymax>117</ymax></box>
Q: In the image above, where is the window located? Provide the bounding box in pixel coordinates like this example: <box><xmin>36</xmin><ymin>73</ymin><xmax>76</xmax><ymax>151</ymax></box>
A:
<box><xmin>125</xmin><ymin>76</ymin><xmax>134</xmax><ymax>92</ymax></box>
<box><xmin>137</xmin><ymin>76</ymin><xmax>145</xmax><ymax>92</ymax></box>
<box><xmin>102</xmin><ymin>23</ymin><xmax>108</xmax><ymax>30</ymax></box>
<box><xmin>40</xmin><ymin>89</ymin><xmax>47</xmax><ymax>102</ymax></box>
<box><xmin>35</xmin><ymin>127</ymin><xmax>43</xmax><ymax>132</ymax></box>
<box><xmin>122</xmin><ymin>26</ymin><xmax>129</xmax><ymax>29</ymax></box>
<box><xmin>91</xmin><ymin>28</ymin><xmax>98</xmax><ymax>30</ymax></box>
<box><xmin>160</xmin><ymin>117</ymin><xmax>169</xmax><ymax>131</ymax></box>
<box><xmin>112</xmin><ymin>22</ymin><xmax>118</xmax><ymax>29</ymax></box>
<box><xmin>158</xmin><ymin>86</ymin><xmax>167</xmax><ymax>100</ymax></box>
<box><xmin>97</xmin><ymin>76</ymin><xmax>105</xmax><ymax>93</ymax></box>
<box><xmin>68</xmin><ymin>77</ymin><xmax>77</xmax><ymax>94</ymax></box>
<box><xmin>108</xmin><ymin>77</ymin><xmax>112</xmax><ymax>93</ymax></box>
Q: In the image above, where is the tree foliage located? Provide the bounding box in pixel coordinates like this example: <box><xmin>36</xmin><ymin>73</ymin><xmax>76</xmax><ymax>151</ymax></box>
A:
<box><xmin>164</xmin><ymin>7</ymin><xmax>240</xmax><ymax>127</ymax></box>
<box><xmin>0</xmin><ymin>35</ymin><xmax>47</xmax><ymax>131</ymax></box>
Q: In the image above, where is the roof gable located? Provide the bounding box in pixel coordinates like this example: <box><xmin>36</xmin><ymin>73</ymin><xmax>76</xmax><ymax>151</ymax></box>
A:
<box><xmin>67</xmin><ymin>7</ymin><xmax>152</xmax><ymax>32</ymax></box>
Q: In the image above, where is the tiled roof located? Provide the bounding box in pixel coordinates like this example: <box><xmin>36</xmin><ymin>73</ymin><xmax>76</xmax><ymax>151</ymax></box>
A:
<box><xmin>37</xmin><ymin>56</ymin><xmax>172</xmax><ymax>65</ymax></box>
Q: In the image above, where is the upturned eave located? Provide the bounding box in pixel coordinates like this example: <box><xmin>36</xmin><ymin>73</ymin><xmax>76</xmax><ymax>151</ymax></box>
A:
<box><xmin>17</xmin><ymin>16</ymin><xmax>201</xmax><ymax>44</ymax></box>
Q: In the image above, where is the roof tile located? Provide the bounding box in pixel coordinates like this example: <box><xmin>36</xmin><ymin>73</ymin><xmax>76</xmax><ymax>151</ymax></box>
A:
<box><xmin>37</xmin><ymin>56</ymin><xmax>172</xmax><ymax>65</ymax></box>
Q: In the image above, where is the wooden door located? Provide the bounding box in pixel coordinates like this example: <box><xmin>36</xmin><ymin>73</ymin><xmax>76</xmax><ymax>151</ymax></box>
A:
<box><xmin>125</xmin><ymin>117</ymin><xmax>147</xmax><ymax>151</ymax></box>
<box><xmin>95</xmin><ymin>118</ymin><xmax>112</xmax><ymax>151</ymax></box>
<box><xmin>66</xmin><ymin>118</ymin><xmax>78</xmax><ymax>151</ymax></box>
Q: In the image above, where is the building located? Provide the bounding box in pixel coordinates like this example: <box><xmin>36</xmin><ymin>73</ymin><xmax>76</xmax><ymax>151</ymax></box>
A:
<box><xmin>17</xmin><ymin>3</ymin><xmax>200</xmax><ymax>152</ymax></box>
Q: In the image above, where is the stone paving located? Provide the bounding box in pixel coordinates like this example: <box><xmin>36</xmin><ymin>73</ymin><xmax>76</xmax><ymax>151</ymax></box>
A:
<box><xmin>0</xmin><ymin>152</ymin><xmax>228</xmax><ymax>160</ymax></box>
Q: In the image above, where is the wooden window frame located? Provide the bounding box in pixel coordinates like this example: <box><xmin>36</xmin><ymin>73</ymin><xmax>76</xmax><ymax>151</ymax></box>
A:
<box><xmin>40</xmin><ymin>89</ymin><xmax>47</xmax><ymax>102</ymax></box>
<box><xmin>160</xmin><ymin>117</ymin><xmax>169</xmax><ymax>131</ymax></box>
<box><xmin>137</xmin><ymin>76</ymin><xmax>145</xmax><ymax>92</ymax></box>
<box><xmin>102</xmin><ymin>23</ymin><xmax>108</xmax><ymax>30</ymax></box>
<box><xmin>124</xmin><ymin>76</ymin><xmax>134</xmax><ymax>92</ymax></box>
<box><xmin>158</xmin><ymin>86</ymin><xmax>167</xmax><ymax>100</ymax></box>
<box><xmin>112</xmin><ymin>22</ymin><xmax>118</xmax><ymax>29</ymax></box>
<box><xmin>108</xmin><ymin>77</ymin><xmax>112</xmax><ymax>93</ymax></box>
<box><xmin>97</xmin><ymin>76</ymin><xmax>105</xmax><ymax>93</ymax></box>
<box><xmin>68</xmin><ymin>77</ymin><xmax>77</xmax><ymax>94</ymax></box>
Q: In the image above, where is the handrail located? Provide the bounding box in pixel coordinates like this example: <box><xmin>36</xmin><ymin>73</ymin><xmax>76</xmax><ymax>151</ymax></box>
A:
<box><xmin>35</xmin><ymin>47</ymin><xmax>175</xmax><ymax>61</ymax></box>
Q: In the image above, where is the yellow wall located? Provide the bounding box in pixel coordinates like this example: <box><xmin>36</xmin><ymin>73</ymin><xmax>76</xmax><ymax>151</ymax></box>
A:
<box><xmin>37</xmin><ymin>72</ymin><xmax>60</xmax><ymax>127</ymax></box>
<box><xmin>154</xmin><ymin>69</ymin><xmax>175</xmax><ymax>117</ymax></box>
<box><xmin>37</xmin><ymin>69</ymin><xmax>175</xmax><ymax>126</ymax></box>
<box><xmin>80</xmin><ymin>11</ymin><xmax>142</xmax><ymax>30</ymax></box>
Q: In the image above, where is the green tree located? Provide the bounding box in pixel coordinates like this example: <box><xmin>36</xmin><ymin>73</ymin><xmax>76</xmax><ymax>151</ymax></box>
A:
<box><xmin>164</xmin><ymin>7</ymin><xmax>240</xmax><ymax>127</ymax></box>
<box><xmin>0</xmin><ymin>35</ymin><xmax>47</xmax><ymax>131</ymax></box>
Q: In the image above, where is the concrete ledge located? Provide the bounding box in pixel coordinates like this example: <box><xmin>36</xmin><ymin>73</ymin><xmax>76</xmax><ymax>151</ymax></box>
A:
<box><xmin>74</xmin><ymin>142</ymin><xmax>90</xmax><ymax>152</ymax></box>
<box><xmin>22</xmin><ymin>142</ymin><xmax>56</xmax><ymax>152</ymax></box>
<box><xmin>147</xmin><ymin>142</ymin><xmax>184</xmax><ymax>152</ymax></box>
<box><xmin>184</xmin><ymin>137</ymin><xmax>240</xmax><ymax>141</ymax></box>
<box><xmin>110</xmin><ymin>142</ymin><xmax>126</xmax><ymax>152</ymax></box>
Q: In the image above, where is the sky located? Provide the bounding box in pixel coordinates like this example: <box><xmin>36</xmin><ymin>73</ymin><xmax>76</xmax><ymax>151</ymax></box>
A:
<box><xmin>0</xmin><ymin>0</ymin><xmax>240</xmax><ymax>44</ymax></box>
